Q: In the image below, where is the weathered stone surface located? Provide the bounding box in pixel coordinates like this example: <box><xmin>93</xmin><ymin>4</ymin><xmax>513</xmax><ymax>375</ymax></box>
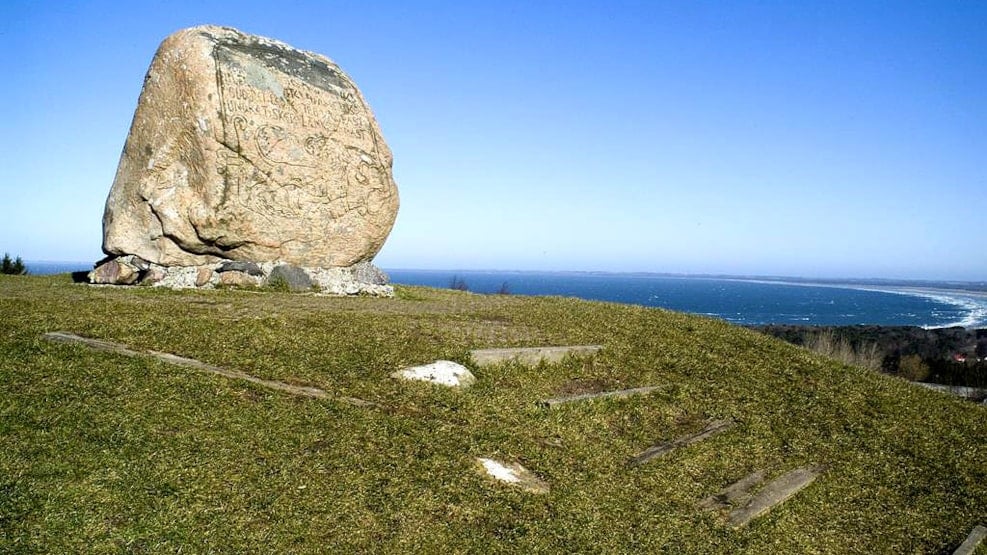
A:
<box><xmin>217</xmin><ymin>261</ymin><xmax>263</xmax><ymax>276</ymax></box>
<box><xmin>129</xmin><ymin>256</ymin><xmax>152</xmax><ymax>271</ymax></box>
<box><xmin>195</xmin><ymin>267</ymin><xmax>213</xmax><ymax>286</ymax></box>
<box><xmin>142</xmin><ymin>266</ymin><xmax>166</xmax><ymax>284</ymax></box>
<box><xmin>391</xmin><ymin>361</ymin><xmax>476</xmax><ymax>388</ymax></box>
<box><xmin>219</xmin><ymin>270</ymin><xmax>257</xmax><ymax>287</ymax></box>
<box><xmin>101</xmin><ymin>25</ymin><xmax>399</xmax><ymax>268</ymax></box>
<box><xmin>726</xmin><ymin>466</ymin><xmax>824</xmax><ymax>527</ymax></box>
<box><xmin>307</xmin><ymin>264</ymin><xmax>393</xmax><ymax>296</ymax></box>
<box><xmin>698</xmin><ymin>470</ymin><xmax>767</xmax><ymax>510</ymax></box>
<box><xmin>353</xmin><ymin>260</ymin><xmax>389</xmax><ymax>285</ymax></box>
<box><xmin>954</xmin><ymin>525</ymin><xmax>987</xmax><ymax>555</ymax></box>
<box><xmin>629</xmin><ymin>419</ymin><xmax>736</xmax><ymax>467</ymax></box>
<box><xmin>89</xmin><ymin>258</ymin><xmax>139</xmax><ymax>285</ymax></box>
<box><xmin>539</xmin><ymin>385</ymin><xmax>659</xmax><ymax>408</ymax></box>
<box><xmin>268</xmin><ymin>264</ymin><xmax>312</xmax><ymax>291</ymax></box>
<box><xmin>470</xmin><ymin>345</ymin><xmax>603</xmax><ymax>367</ymax></box>
<box><xmin>42</xmin><ymin>331</ymin><xmax>373</xmax><ymax>407</ymax></box>
<box><xmin>103</xmin><ymin>259</ymin><xmax>393</xmax><ymax>296</ymax></box>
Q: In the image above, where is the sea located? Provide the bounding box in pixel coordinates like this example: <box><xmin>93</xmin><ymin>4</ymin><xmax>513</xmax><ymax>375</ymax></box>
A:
<box><xmin>387</xmin><ymin>269</ymin><xmax>987</xmax><ymax>329</ymax></box>
<box><xmin>24</xmin><ymin>262</ymin><xmax>987</xmax><ymax>329</ymax></box>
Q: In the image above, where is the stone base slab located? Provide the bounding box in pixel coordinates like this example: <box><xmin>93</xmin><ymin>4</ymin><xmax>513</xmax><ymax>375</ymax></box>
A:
<box><xmin>470</xmin><ymin>345</ymin><xmax>603</xmax><ymax>367</ymax></box>
<box><xmin>88</xmin><ymin>255</ymin><xmax>393</xmax><ymax>297</ymax></box>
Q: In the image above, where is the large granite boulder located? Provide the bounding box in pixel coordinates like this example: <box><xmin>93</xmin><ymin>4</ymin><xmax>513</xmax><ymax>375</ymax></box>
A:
<box><xmin>100</xmin><ymin>25</ymin><xmax>399</xmax><ymax>269</ymax></box>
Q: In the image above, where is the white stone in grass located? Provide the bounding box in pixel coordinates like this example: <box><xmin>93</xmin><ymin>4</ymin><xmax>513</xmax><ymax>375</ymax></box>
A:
<box><xmin>476</xmin><ymin>457</ymin><xmax>550</xmax><ymax>494</ymax></box>
<box><xmin>479</xmin><ymin>458</ymin><xmax>522</xmax><ymax>483</ymax></box>
<box><xmin>391</xmin><ymin>360</ymin><xmax>476</xmax><ymax>388</ymax></box>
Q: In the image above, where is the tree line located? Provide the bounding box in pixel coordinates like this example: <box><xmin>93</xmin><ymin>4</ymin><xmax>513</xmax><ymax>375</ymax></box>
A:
<box><xmin>2</xmin><ymin>253</ymin><xmax>27</xmax><ymax>275</ymax></box>
<box><xmin>753</xmin><ymin>324</ymin><xmax>987</xmax><ymax>388</ymax></box>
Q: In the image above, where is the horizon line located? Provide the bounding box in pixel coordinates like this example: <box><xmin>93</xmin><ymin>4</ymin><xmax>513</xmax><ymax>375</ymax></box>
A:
<box><xmin>20</xmin><ymin>260</ymin><xmax>985</xmax><ymax>287</ymax></box>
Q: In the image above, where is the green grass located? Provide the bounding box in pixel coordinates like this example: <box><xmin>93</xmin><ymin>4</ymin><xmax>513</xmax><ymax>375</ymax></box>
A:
<box><xmin>1</xmin><ymin>274</ymin><xmax>985</xmax><ymax>553</ymax></box>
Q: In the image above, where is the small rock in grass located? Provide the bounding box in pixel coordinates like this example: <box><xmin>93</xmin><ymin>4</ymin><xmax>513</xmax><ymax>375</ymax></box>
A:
<box><xmin>391</xmin><ymin>360</ymin><xmax>476</xmax><ymax>388</ymax></box>
<box><xmin>476</xmin><ymin>457</ymin><xmax>550</xmax><ymax>494</ymax></box>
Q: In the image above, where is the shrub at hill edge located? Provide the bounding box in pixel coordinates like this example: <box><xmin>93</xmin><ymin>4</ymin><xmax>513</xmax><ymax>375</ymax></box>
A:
<box><xmin>1</xmin><ymin>253</ymin><xmax>27</xmax><ymax>275</ymax></box>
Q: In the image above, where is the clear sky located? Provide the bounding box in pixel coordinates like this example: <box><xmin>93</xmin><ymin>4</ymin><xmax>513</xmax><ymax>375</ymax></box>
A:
<box><xmin>2</xmin><ymin>1</ymin><xmax>984</xmax><ymax>280</ymax></box>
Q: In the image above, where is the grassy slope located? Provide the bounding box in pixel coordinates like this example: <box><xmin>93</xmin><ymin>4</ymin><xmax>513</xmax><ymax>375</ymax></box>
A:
<box><xmin>1</xmin><ymin>274</ymin><xmax>984</xmax><ymax>554</ymax></box>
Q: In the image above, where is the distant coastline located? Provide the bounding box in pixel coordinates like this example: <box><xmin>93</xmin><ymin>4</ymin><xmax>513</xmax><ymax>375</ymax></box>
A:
<box><xmin>23</xmin><ymin>261</ymin><xmax>92</xmax><ymax>275</ymax></box>
<box><xmin>26</xmin><ymin>262</ymin><xmax>986</xmax><ymax>294</ymax></box>
<box><xmin>387</xmin><ymin>268</ymin><xmax>987</xmax><ymax>295</ymax></box>
<box><xmin>710</xmin><ymin>278</ymin><xmax>987</xmax><ymax>328</ymax></box>
<box><xmin>714</xmin><ymin>275</ymin><xmax>987</xmax><ymax>296</ymax></box>
<box><xmin>387</xmin><ymin>269</ymin><xmax>987</xmax><ymax>329</ymax></box>
<box><xmin>22</xmin><ymin>263</ymin><xmax>987</xmax><ymax>329</ymax></box>
<box><xmin>712</xmin><ymin>278</ymin><xmax>987</xmax><ymax>329</ymax></box>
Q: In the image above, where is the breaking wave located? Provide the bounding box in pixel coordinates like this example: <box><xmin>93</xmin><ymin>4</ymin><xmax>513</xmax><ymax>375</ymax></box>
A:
<box><xmin>856</xmin><ymin>287</ymin><xmax>987</xmax><ymax>329</ymax></box>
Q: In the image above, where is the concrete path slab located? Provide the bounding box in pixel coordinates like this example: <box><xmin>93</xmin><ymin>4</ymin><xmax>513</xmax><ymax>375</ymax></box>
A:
<box><xmin>42</xmin><ymin>331</ymin><xmax>373</xmax><ymax>407</ymax></box>
<box><xmin>726</xmin><ymin>466</ymin><xmax>823</xmax><ymax>527</ymax></box>
<box><xmin>698</xmin><ymin>470</ymin><xmax>766</xmax><ymax>510</ymax></box>
<box><xmin>629</xmin><ymin>419</ymin><xmax>736</xmax><ymax>467</ymax></box>
<box><xmin>539</xmin><ymin>386</ymin><xmax>659</xmax><ymax>408</ymax></box>
<box><xmin>470</xmin><ymin>345</ymin><xmax>602</xmax><ymax>367</ymax></box>
<box><xmin>954</xmin><ymin>525</ymin><xmax>987</xmax><ymax>555</ymax></box>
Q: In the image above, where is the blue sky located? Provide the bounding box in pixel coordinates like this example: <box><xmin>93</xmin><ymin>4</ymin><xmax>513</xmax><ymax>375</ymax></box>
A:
<box><xmin>2</xmin><ymin>1</ymin><xmax>984</xmax><ymax>280</ymax></box>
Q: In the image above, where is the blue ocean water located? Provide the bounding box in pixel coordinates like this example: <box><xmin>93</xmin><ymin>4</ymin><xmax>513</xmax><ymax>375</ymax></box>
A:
<box><xmin>24</xmin><ymin>261</ymin><xmax>91</xmax><ymax>275</ymax></box>
<box><xmin>387</xmin><ymin>269</ymin><xmax>987</xmax><ymax>329</ymax></box>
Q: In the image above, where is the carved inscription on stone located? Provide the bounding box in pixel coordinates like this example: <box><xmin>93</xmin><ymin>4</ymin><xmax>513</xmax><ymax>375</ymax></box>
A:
<box><xmin>213</xmin><ymin>42</ymin><xmax>394</xmax><ymax>229</ymax></box>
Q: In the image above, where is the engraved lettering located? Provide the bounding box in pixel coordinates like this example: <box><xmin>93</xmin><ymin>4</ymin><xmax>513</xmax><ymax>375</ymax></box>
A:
<box><xmin>214</xmin><ymin>45</ymin><xmax>388</xmax><ymax>227</ymax></box>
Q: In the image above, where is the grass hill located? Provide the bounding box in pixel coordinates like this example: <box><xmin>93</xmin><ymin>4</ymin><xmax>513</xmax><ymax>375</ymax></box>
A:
<box><xmin>1</xmin><ymin>274</ymin><xmax>984</xmax><ymax>553</ymax></box>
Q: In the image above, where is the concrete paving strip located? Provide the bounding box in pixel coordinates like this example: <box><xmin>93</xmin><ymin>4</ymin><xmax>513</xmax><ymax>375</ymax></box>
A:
<box><xmin>629</xmin><ymin>419</ymin><xmax>736</xmax><ymax>467</ymax></box>
<box><xmin>726</xmin><ymin>466</ymin><xmax>824</xmax><ymax>528</ymax></box>
<box><xmin>697</xmin><ymin>470</ymin><xmax>767</xmax><ymax>510</ymax></box>
<box><xmin>42</xmin><ymin>331</ymin><xmax>374</xmax><ymax>407</ymax></box>
<box><xmin>954</xmin><ymin>525</ymin><xmax>987</xmax><ymax>555</ymax></box>
<box><xmin>470</xmin><ymin>345</ymin><xmax>603</xmax><ymax>367</ymax></box>
<box><xmin>539</xmin><ymin>386</ymin><xmax>660</xmax><ymax>408</ymax></box>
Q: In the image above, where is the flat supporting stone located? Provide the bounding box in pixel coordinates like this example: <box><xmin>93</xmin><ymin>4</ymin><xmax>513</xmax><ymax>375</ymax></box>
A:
<box><xmin>726</xmin><ymin>466</ymin><xmax>824</xmax><ymax>527</ymax></box>
<box><xmin>470</xmin><ymin>345</ymin><xmax>602</xmax><ymax>367</ymax></box>
<box><xmin>539</xmin><ymin>386</ymin><xmax>659</xmax><ymax>408</ymax></box>
<box><xmin>698</xmin><ymin>470</ymin><xmax>767</xmax><ymax>510</ymax></box>
<box><xmin>954</xmin><ymin>525</ymin><xmax>987</xmax><ymax>555</ymax></box>
<box><xmin>42</xmin><ymin>331</ymin><xmax>373</xmax><ymax>407</ymax></box>
<box><xmin>629</xmin><ymin>419</ymin><xmax>736</xmax><ymax>467</ymax></box>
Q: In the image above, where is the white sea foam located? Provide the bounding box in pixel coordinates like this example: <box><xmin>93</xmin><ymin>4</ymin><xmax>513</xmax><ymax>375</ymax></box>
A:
<box><xmin>721</xmin><ymin>277</ymin><xmax>987</xmax><ymax>328</ymax></box>
<box><xmin>851</xmin><ymin>287</ymin><xmax>987</xmax><ymax>329</ymax></box>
